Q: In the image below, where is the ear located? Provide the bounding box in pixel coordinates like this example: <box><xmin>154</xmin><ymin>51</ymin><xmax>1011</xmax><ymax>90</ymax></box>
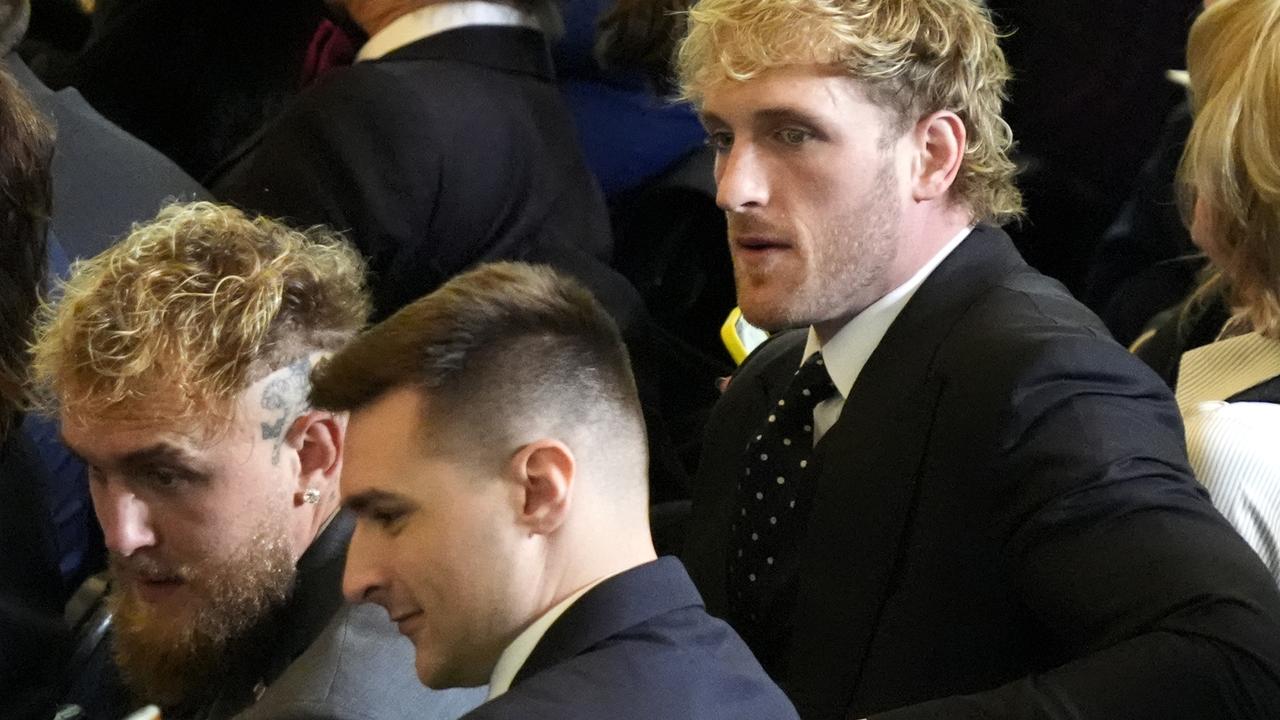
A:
<box><xmin>287</xmin><ymin>410</ymin><xmax>345</xmax><ymax>506</ymax></box>
<box><xmin>507</xmin><ymin>439</ymin><xmax>575</xmax><ymax>536</ymax></box>
<box><xmin>909</xmin><ymin>110</ymin><xmax>966</xmax><ymax>203</ymax></box>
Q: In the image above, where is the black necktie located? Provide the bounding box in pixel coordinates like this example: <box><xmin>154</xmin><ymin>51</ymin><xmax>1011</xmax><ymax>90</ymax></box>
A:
<box><xmin>728</xmin><ymin>352</ymin><xmax>838</xmax><ymax>631</ymax></box>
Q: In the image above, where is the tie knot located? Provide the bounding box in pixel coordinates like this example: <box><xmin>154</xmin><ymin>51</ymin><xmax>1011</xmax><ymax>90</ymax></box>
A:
<box><xmin>786</xmin><ymin>352</ymin><xmax>837</xmax><ymax>410</ymax></box>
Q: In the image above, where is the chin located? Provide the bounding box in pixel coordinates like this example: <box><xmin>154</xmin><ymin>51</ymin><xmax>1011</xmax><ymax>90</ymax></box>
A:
<box><xmin>739</xmin><ymin>299</ymin><xmax>806</xmax><ymax>334</ymax></box>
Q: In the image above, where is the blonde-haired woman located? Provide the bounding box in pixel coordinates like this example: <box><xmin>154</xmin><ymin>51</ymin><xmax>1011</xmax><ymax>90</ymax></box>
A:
<box><xmin>1175</xmin><ymin>0</ymin><xmax>1280</xmax><ymax>581</ymax></box>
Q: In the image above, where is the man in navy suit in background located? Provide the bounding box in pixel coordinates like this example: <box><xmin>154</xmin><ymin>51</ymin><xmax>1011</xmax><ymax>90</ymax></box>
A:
<box><xmin>311</xmin><ymin>262</ymin><xmax>797</xmax><ymax>719</ymax></box>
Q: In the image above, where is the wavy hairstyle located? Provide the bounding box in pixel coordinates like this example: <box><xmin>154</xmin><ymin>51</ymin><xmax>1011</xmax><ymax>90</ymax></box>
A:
<box><xmin>0</xmin><ymin>64</ymin><xmax>54</xmax><ymax>439</ymax></box>
<box><xmin>676</xmin><ymin>0</ymin><xmax>1022</xmax><ymax>225</ymax></box>
<box><xmin>1180</xmin><ymin>0</ymin><xmax>1280</xmax><ymax>337</ymax></box>
<box><xmin>31</xmin><ymin>201</ymin><xmax>370</xmax><ymax>429</ymax></box>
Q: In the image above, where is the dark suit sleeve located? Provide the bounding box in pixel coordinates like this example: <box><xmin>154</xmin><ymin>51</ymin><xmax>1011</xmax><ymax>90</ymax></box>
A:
<box><xmin>871</xmin><ymin>296</ymin><xmax>1280</xmax><ymax>719</ymax></box>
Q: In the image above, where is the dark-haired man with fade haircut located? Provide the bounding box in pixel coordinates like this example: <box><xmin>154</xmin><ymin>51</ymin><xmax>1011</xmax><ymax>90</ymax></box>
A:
<box><xmin>677</xmin><ymin>0</ymin><xmax>1280</xmax><ymax>718</ymax></box>
<box><xmin>310</xmin><ymin>262</ymin><xmax>798</xmax><ymax>720</ymax></box>
<box><xmin>32</xmin><ymin>201</ymin><xmax>483</xmax><ymax>720</ymax></box>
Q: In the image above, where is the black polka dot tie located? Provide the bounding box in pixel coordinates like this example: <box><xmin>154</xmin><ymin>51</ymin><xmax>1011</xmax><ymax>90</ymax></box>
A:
<box><xmin>727</xmin><ymin>352</ymin><xmax>837</xmax><ymax>634</ymax></box>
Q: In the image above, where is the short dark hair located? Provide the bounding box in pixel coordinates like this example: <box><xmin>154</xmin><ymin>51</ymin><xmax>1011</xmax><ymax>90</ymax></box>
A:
<box><xmin>0</xmin><ymin>64</ymin><xmax>54</xmax><ymax>439</ymax></box>
<box><xmin>311</xmin><ymin>262</ymin><xmax>647</xmax><ymax>474</ymax></box>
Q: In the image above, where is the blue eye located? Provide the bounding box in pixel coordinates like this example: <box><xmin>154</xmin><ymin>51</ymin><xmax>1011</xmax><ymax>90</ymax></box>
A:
<box><xmin>776</xmin><ymin>127</ymin><xmax>812</xmax><ymax>145</ymax></box>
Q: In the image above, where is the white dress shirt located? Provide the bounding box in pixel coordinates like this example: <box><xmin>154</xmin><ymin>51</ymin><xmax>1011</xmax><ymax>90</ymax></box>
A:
<box><xmin>357</xmin><ymin>1</ymin><xmax>540</xmax><ymax>62</ymax></box>
<box><xmin>803</xmin><ymin>227</ymin><xmax>971</xmax><ymax>443</ymax></box>
<box><xmin>486</xmin><ymin>577</ymin><xmax>608</xmax><ymax>700</ymax></box>
<box><xmin>1178</xmin><ymin>331</ymin><xmax>1280</xmax><ymax>584</ymax></box>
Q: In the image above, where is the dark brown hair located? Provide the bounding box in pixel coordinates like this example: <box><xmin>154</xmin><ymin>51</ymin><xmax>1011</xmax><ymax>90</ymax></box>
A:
<box><xmin>0</xmin><ymin>64</ymin><xmax>54</xmax><ymax>439</ymax></box>
<box><xmin>311</xmin><ymin>262</ymin><xmax>646</xmax><ymax>466</ymax></box>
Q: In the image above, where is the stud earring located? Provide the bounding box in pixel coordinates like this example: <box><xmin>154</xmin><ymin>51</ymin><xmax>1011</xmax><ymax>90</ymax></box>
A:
<box><xmin>302</xmin><ymin>488</ymin><xmax>321</xmax><ymax>505</ymax></box>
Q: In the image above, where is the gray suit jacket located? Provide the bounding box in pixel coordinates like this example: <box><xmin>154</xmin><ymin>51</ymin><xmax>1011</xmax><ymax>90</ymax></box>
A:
<box><xmin>3</xmin><ymin>54</ymin><xmax>208</xmax><ymax>267</ymax></box>
<box><xmin>209</xmin><ymin>510</ymin><xmax>485</xmax><ymax>720</ymax></box>
<box><xmin>236</xmin><ymin>602</ymin><xmax>485</xmax><ymax>720</ymax></box>
<box><xmin>62</xmin><ymin>511</ymin><xmax>483</xmax><ymax>720</ymax></box>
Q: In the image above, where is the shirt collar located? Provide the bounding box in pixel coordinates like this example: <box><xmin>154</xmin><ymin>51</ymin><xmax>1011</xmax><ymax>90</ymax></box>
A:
<box><xmin>486</xmin><ymin>577</ymin><xmax>604</xmax><ymax>699</ymax></box>
<box><xmin>1177</xmin><ymin>331</ymin><xmax>1280</xmax><ymax>409</ymax></box>
<box><xmin>357</xmin><ymin>1</ymin><xmax>540</xmax><ymax>62</ymax></box>
<box><xmin>803</xmin><ymin>226</ymin><xmax>972</xmax><ymax>399</ymax></box>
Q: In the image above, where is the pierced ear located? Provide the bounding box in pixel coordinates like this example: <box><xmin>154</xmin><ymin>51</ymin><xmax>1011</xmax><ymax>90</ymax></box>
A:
<box><xmin>288</xmin><ymin>410</ymin><xmax>344</xmax><ymax>504</ymax></box>
<box><xmin>508</xmin><ymin>439</ymin><xmax>575</xmax><ymax>536</ymax></box>
<box><xmin>911</xmin><ymin>111</ymin><xmax>966</xmax><ymax>203</ymax></box>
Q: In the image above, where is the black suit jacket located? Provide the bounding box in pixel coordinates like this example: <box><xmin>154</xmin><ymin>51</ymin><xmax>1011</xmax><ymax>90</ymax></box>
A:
<box><xmin>465</xmin><ymin>557</ymin><xmax>798</xmax><ymax>720</ymax></box>
<box><xmin>0</xmin><ymin>422</ymin><xmax>70</xmax><ymax>720</ymax></box>
<box><xmin>684</xmin><ymin>226</ymin><xmax>1280</xmax><ymax>719</ymax></box>
<box><xmin>211</xmin><ymin>25</ymin><xmax>635</xmax><ymax>325</ymax></box>
<box><xmin>58</xmin><ymin>0</ymin><xmax>325</xmax><ymax>179</ymax></box>
<box><xmin>210</xmin><ymin>25</ymin><xmax>709</xmax><ymax>502</ymax></box>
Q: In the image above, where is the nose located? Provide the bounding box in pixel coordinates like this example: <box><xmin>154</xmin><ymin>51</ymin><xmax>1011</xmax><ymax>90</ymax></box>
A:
<box><xmin>91</xmin><ymin>480</ymin><xmax>156</xmax><ymax>556</ymax></box>
<box><xmin>715</xmin><ymin>144</ymin><xmax>769</xmax><ymax>212</ymax></box>
<box><xmin>342</xmin><ymin>523</ymin><xmax>387</xmax><ymax>606</ymax></box>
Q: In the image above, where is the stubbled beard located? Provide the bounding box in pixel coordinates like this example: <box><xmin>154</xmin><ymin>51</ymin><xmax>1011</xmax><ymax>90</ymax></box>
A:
<box><xmin>107</xmin><ymin>526</ymin><xmax>296</xmax><ymax>708</ymax></box>
<box><xmin>729</xmin><ymin>156</ymin><xmax>901</xmax><ymax>333</ymax></box>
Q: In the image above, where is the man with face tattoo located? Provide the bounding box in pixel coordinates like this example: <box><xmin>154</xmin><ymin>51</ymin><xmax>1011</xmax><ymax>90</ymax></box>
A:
<box><xmin>32</xmin><ymin>201</ymin><xmax>484</xmax><ymax>720</ymax></box>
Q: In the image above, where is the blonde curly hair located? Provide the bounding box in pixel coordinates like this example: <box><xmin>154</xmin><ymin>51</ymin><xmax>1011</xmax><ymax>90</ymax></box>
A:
<box><xmin>677</xmin><ymin>0</ymin><xmax>1022</xmax><ymax>225</ymax></box>
<box><xmin>1180</xmin><ymin>0</ymin><xmax>1280</xmax><ymax>338</ymax></box>
<box><xmin>31</xmin><ymin>201</ymin><xmax>370</xmax><ymax>428</ymax></box>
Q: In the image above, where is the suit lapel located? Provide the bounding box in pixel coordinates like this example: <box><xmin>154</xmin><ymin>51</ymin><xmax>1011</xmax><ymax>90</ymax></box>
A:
<box><xmin>783</xmin><ymin>227</ymin><xmax>1029</xmax><ymax>716</ymax></box>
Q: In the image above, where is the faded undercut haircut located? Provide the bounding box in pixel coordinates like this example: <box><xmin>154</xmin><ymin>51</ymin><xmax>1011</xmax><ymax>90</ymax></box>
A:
<box><xmin>1180</xmin><ymin>0</ymin><xmax>1280</xmax><ymax>337</ymax></box>
<box><xmin>31</xmin><ymin>201</ymin><xmax>371</xmax><ymax>429</ymax></box>
<box><xmin>310</xmin><ymin>262</ymin><xmax>648</xmax><ymax>481</ymax></box>
<box><xmin>677</xmin><ymin>0</ymin><xmax>1023</xmax><ymax>225</ymax></box>
<box><xmin>0</xmin><ymin>63</ymin><xmax>54</xmax><ymax>439</ymax></box>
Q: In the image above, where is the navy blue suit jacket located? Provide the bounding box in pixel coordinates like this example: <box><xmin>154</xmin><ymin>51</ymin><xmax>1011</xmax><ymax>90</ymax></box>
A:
<box><xmin>464</xmin><ymin>557</ymin><xmax>797</xmax><ymax>720</ymax></box>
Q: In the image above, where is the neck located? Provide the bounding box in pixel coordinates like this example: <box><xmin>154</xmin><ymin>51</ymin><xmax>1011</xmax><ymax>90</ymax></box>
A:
<box><xmin>350</xmin><ymin>0</ymin><xmax>431</xmax><ymax>37</ymax></box>
<box><xmin>352</xmin><ymin>0</ymin><xmax>518</xmax><ymax>37</ymax></box>
<box><xmin>544</xmin><ymin>524</ymin><xmax>655</xmax><ymax>612</ymax></box>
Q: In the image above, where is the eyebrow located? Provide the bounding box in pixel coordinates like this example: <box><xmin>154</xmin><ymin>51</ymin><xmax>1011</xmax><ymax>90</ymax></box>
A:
<box><xmin>58</xmin><ymin>437</ymin><xmax>199</xmax><ymax>471</ymax></box>
<box><xmin>343</xmin><ymin>488</ymin><xmax>414</xmax><ymax>515</ymax></box>
<box><xmin>753</xmin><ymin>106</ymin><xmax>828</xmax><ymax>129</ymax></box>
<box><xmin>118</xmin><ymin>444</ymin><xmax>200</xmax><ymax>470</ymax></box>
<box><xmin>700</xmin><ymin>106</ymin><xmax>828</xmax><ymax>131</ymax></box>
<box><xmin>699</xmin><ymin>110</ymin><xmax>728</xmax><ymax>129</ymax></box>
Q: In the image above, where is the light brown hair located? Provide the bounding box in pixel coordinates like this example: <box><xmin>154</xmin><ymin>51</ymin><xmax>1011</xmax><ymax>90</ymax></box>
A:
<box><xmin>1180</xmin><ymin>0</ymin><xmax>1280</xmax><ymax>337</ymax></box>
<box><xmin>31</xmin><ymin>201</ymin><xmax>370</xmax><ymax>429</ymax></box>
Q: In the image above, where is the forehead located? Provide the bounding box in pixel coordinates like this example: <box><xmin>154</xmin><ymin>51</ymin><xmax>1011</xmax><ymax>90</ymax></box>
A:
<box><xmin>699</xmin><ymin>64</ymin><xmax>880</xmax><ymax>123</ymax></box>
<box><xmin>59</xmin><ymin>392</ymin><xmax>257</xmax><ymax>466</ymax></box>
<box><xmin>342</xmin><ymin>387</ymin><xmax>428</xmax><ymax>496</ymax></box>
